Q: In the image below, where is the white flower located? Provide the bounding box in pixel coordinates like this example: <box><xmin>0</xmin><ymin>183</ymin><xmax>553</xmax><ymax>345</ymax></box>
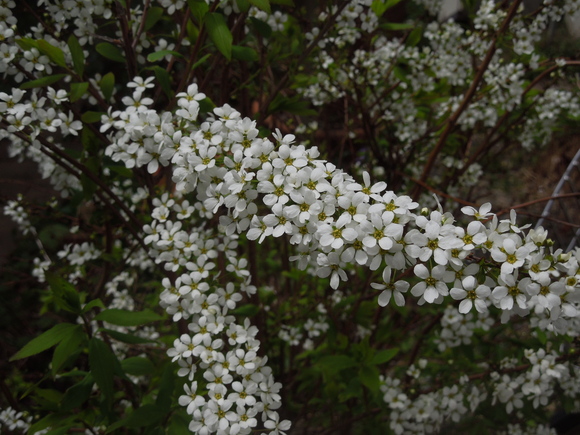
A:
<box><xmin>371</xmin><ymin>266</ymin><xmax>409</xmax><ymax>307</ymax></box>
<box><xmin>450</xmin><ymin>276</ymin><xmax>491</xmax><ymax>314</ymax></box>
<box><xmin>411</xmin><ymin>264</ymin><xmax>454</xmax><ymax>304</ymax></box>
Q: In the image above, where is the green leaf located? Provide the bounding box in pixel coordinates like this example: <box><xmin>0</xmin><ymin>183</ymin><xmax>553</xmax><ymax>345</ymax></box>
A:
<box><xmin>52</xmin><ymin>325</ymin><xmax>85</xmax><ymax>376</ymax></box>
<box><xmin>151</xmin><ymin>65</ymin><xmax>172</xmax><ymax>98</ymax></box>
<box><xmin>100</xmin><ymin>72</ymin><xmax>115</xmax><ymax>101</ymax></box>
<box><xmin>46</xmin><ymin>272</ymin><xmax>82</xmax><ymax>314</ymax></box>
<box><xmin>268</xmin><ymin>94</ymin><xmax>316</xmax><ymax>116</ymax></box>
<box><xmin>147</xmin><ymin>50</ymin><xmax>183</xmax><ymax>62</ymax></box>
<box><xmin>380</xmin><ymin>22</ymin><xmax>414</xmax><ymax>31</ymax></box>
<box><xmin>121</xmin><ymin>357</ymin><xmax>155</xmax><ymax>376</ymax></box>
<box><xmin>88</xmin><ymin>338</ymin><xmax>117</xmax><ymax>403</ymax></box>
<box><xmin>69</xmin><ymin>82</ymin><xmax>89</xmax><ymax>102</ymax></box>
<box><xmin>249</xmin><ymin>0</ymin><xmax>271</xmax><ymax>14</ymax></box>
<box><xmin>16</xmin><ymin>37</ymin><xmax>38</xmax><ymax>51</ymax></box>
<box><xmin>271</xmin><ymin>0</ymin><xmax>294</xmax><ymax>5</ymax></box>
<box><xmin>95</xmin><ymin>308</ymin><xmax>163</xmax><ymax>326</ymax></box>
<box><xmin>231</xmin><ymin>303</ymin><xmax>260</xmax><ymax>316</ymax></box>
<box><xmin>106</xmin><ymin>404</ymin><xmax>165</xmax><ymax>432</ymax></box>
<box><xmin>369</xmin><ymin>348</ymin><xmax>399</xmax><ymax>365</ymax></box>
<box><xmin>37</xmin><ymin>40</ymin><xmax>67</xmax><ymax>68</ymax></box>
<box><xmin>359</xmin><ymin>364</ymin><xmax>380</xmax><ymax>393</ymax></box>
<box><xmin>67</xmin><ymin>35</ymin><xmax>84</xmax><ymax>76</ymax></box>
<box><xmin>10</xmin><ymin>323</ymin><xmax>78</xmax><ymax>361</ymax></box>
<box><xmin>81</xmin><ymin>111</ymin><xmax>104</xmax><ymax>123</ymax></box>
<box><xmin>60</xmin><ymin>374</ymin><xmax>94</xmax><ymax>411</ymax></box>
<box><xmin>187</xmin><ymin>0</ymin><xmax>209</xmax><ymax>23</ymax></box>
<box><xmin>191</xmin><ymin>53</ymin><xmax>211</xmax><ymax>70</ymax></box>
<box><xmin>144</xmin><ymin>6</ymin><xmax>164</xmax><ymax>31</ymax></box>
<box><xmin>407</xmin><ymin>26</ymin><xmax>423</xmax><ymax>47</ymax></box>
<box><xmin>45</xmin><ymin>426</ymin><xmax>75</xmax><ymax>435</ymax></box>
<box><xmin>316</xmin><ymin>355</ymin><xmax>357</xmax><ymax>375</ymax></box>
<box><xmin>96</xmin><ymin>42</ymin><xmax>125</xmax><ymax>63</ymax></box>
<box><xmin>199</xmin><ymin>97</ymin><xmax>215</xmax><ymax>113</ymax></box>
<box><xmin>372</xmin><ymin>0</ymin><xmax>403</xmax><ymax>17</ymax></box>
<box><xmin>205</xmin><ymin>13</ymin><xmax>232</xmax><ymax>60</ymax></box>
<box><xmin>236</xmin><ymin>0</ymin><xmax>250</xmax><ymax>12</ymax></box>
<box><xmin>537</xmin><ymin>328</ymin><xmax>547</xmax><ymax>345</ymax></box>
<box><xmin>27</xmin><ymin>413</ymin><xmax>67</xmax><ymax>435</ymax></box>
<box><xmin>249</xmin><ymin>17</ymin><xmax>272</xmax><ymax>38</ymax></box>
<box><xmin>82</xmin><ymin>298</ymin><xmax>106</xmax><ymax>314</ymax></box>
<box><xmin>156</xmin><ymin>364</ymin><xmax>175</xmax><ymax>412</ymax></box>
<box><xmin>232</xmin><ymin>45</ymin><xmax>258</xmax><ymax>62</ymax></box>
<box><xmin>20</xmin><ymin>74</ymin><xmax>67</xmax><ymax>90</ymax></box>
<box><xmin>168</xmin><ymin>411</ymin><xmax>193</xmax><ymax>435</ymax></box>
<box><xmin>101</xmin><ymin>328</ymin><xmax>155</xmax><ymax>344</ymax></box>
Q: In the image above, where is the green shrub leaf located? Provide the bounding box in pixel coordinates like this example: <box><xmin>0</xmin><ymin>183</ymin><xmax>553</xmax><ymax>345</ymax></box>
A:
<box><xmin>249</xmin><ymin>0</ymin><xmax>271</xmax><ymax>14</ymax></box>
<box><xmin>95</xmin><ymin>308</ymin><xmax>163</xmax><ymax>326</ymax></box>
<box><xmin>369</xmin><ymin>348</ymin><xmax>399</xmax><ymax>365</ymax></box>
<box><xmin>69</xmin><ymin>82</ymin><xmax>89</xmax><ymax>102</ymax></box>
<box><xmin>88</xmin><ymin>338</ymin><xmax>118</xmax><ymax>403</ymax></box>
<box><xmin>232</xmin><ymin>45</ymin><xmax>258</xmax><ymax>62</ymax></box>
<box><xmin>46</xmin><ymin>272</ymin><xmax>82</xmax><ymax>314</ymax></box>
<box><xmin>37</xmin><ymin>40</ymin><xmax>67</xmax><ymax>68</ymax></box>
<box><xmin>147</xmin><ymin>50</ymin><xmax>183</xmax><ymax>62</ymax></box>
<box><xmin>144</xmin><ymin>6</ymin><xmax>164</xmax><ymax>31</ymax></box>
<box><xmin>205</xmin><ymin>13</ymin><xmax>232</xmax><ymax>60</ymax></box>
<box><xmin>67</xmin><ymin>35</ymin><xmax>84</xmax><ymax>76</ymax></box>
<box><xmin>121</xmin><ymin>357</ymin><xmax>155</xmax><ymax>376</ymax></box>
<box><xmin>10</xmin><ymin>323</ymin><xmax>79</xmax><ymax>361</ymax></box>
<box><xmin>20</xmin><ymin>74</ymin><xmax>67</xmax><ymax>90</ymax></box>
<box><xmin>96</xmin><ymin>42</ymin><xmax>125</xmax><ymax>63</ymax></box>
<box><xmin>52</xmin><ymin>325</ymin><xmax>85</xmax><ymax>376</ymax></box>
<box><xmin>100</xmin><ymin>72</ymin><xmax>115</xmax><ymax>101</ymax></box>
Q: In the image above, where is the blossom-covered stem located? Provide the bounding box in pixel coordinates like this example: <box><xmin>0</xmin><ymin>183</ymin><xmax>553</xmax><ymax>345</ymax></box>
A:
<box><xmin>492</xmin><ymin>193</ymin><xmax>580</xmax><ymax>219</ymax></box>
<box><xmin>411</xmin><ymin>0</ymin><xmax>525</xmax><ymax>200</ymax></box>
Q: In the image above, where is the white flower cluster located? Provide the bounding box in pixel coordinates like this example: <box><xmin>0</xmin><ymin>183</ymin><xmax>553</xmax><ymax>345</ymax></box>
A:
<box><xmin>2</xmin><ymin>0</ymin><xmax>580</xmax><ymax>432</ymax></box>
<box><xmin>3</xmin><ymin>195</ymin><xmax>33</xmax><ymax>235</ymax></box>
<box><xmin>98</xmin><ymin>76</ymin><xmax>580</xmax><ymax>431</ymax></box>
<box><xmin>379</xmin><ymin>346</ymin><xmax>580</xmax><ymax>434</ymax></box>
<box><xmin>491</xmin><ymin>348</ymin><xmax>576</xmax><ymax>412</ymax></box>
<box><xmin>380</xmin><ymin>374</ymin><xmax>486</xmax><ymax>434</ymax></box>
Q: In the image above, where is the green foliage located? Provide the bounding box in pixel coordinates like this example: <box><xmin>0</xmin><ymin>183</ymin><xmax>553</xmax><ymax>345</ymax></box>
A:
<box><xmin>10</xmin><ymin>323</ymin><xmax>80</xmax><ymax>361</ymax></box>
<box><xmin>205</xmin><ymin>13</ymin><xmax>233</xmax><ymax>60</ymax></box>
<box><xmin>20</xmin><ymin>74</ymin><xmax>67</xmax><ymax>89</ymax></box>
<box><xmin>94</xmin><ymin>309</ymin><xmax>163</xmax><ymax>326</ymax></box>
<box><xmin>96</xmin><ymin>43</ymin><xmax>125</xmax><ymax>63</ymax></box>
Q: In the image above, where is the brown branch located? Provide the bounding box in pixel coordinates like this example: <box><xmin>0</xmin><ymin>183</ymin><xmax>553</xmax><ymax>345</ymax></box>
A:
<box><xmin>493</xmin><ymin>192</ymin><xmax>580</xmax><ymax>218</ymax></box>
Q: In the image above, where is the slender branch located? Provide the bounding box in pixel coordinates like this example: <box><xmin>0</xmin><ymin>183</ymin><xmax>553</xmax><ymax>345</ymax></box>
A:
<box><xmin>132</xmin><ymin>0</ymin><xmax>152</xmax><ymax>50</ymax></box>
<box><xmin>493</xmin><ymin>192</ymin><xmax>580</xmax><ymax>218</ymax></box>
